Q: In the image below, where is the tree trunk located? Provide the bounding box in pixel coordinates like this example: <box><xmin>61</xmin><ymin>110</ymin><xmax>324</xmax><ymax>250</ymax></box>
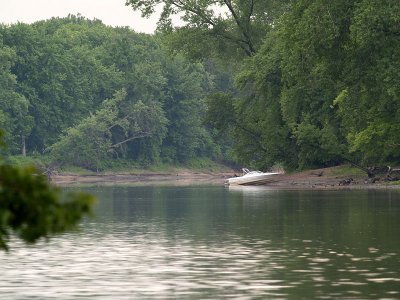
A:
<box><xmin>21</xmin><ymin>136</ymin><xmax>26</xmax><ymax>156</ymax></box>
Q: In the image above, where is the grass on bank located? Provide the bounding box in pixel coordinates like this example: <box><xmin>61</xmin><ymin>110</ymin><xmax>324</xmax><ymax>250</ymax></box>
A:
<box><xmin>324</xmin><ymin>165</ymin><xmax>367</xmax><ymax>177</ymax></box>
<box><xmin>4</xmin><ymin>155</ymin><xmax>49</xmax><ymax>167</ymax></box>
<box><xmin>386</xmin><ymin>180</ymin><xmax>400</xmax><ymax>186</ymax></box>
<box><xmin>5</xmin><ymin>155</ymin><xmax>234</xmax><ymax>175</ymax></box>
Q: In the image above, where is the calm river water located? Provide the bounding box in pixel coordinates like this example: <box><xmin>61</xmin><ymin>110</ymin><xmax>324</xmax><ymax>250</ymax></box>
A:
<box><xmin>1</xmin><ymin>185</ymin><xmax>400</xmax><ymax>299</ymax></box>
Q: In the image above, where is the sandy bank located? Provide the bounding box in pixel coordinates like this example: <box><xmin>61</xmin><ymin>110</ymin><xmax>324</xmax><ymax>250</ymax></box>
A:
<box><xmin>51</xmin><ymin>171</ymin><xmax>233</xmax><ymax>186</ymax></box>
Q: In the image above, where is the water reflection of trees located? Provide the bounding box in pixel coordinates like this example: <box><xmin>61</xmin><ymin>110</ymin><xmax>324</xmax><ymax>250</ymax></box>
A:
<box><xmin>88</xmin><ymin>186</ymin><xmax>400</xmax><ymax>250</ymax></box>
<box><xmin>86</xmin><ymin>186</ymin><xmax>400</xmax><ymax>298</ymax></box>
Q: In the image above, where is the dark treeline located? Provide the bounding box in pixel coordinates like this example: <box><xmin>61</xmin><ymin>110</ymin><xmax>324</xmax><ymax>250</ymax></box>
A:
<box><xmin>127</xmin><ymin>0</ymin><xmax>399</xmax><ymax>170</ymax></box>
<box><xmin>226</xmin><ymin>0</ymin><xmax>400</xmax><ymax>170</ymax></box>
<box><xmin>2</xmin><ymin>0</ymin><xmax>400</xmax><ymax>172</ymax></box>
<box><xmin>0</xmin><ymin>15</ymin><xmax>228</xmax><ymax>170</ymax></box>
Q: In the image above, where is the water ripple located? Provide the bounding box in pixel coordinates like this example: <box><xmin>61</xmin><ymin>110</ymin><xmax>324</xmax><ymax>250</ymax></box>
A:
<box><xmin>1</xmin><ymin>186</ymin><xmax>400</xmax><ymax>299</ymax></box>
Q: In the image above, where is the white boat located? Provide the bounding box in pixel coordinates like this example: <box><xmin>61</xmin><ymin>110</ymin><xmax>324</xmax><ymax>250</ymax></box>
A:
<box><xmin>226</xmin><ymin>168</ymin><xmax>282</xmax><ymax>186</ymax></box>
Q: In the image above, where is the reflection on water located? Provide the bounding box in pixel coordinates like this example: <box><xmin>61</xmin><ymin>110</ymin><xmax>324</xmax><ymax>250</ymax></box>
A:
<box><xmin>1</xmin><ymin>186</ymin><xmax>400</xmax><ymax>299</ymax></box>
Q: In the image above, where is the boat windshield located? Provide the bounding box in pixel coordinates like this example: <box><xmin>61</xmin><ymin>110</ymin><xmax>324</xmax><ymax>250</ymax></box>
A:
<box><xmin>242</xmin><ymin>168</ymin><xmax>264</xmax><ymax>176</ymax></box>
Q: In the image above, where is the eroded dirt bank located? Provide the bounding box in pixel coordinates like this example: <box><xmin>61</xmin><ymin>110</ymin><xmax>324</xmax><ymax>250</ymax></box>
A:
<box><xmin>51</xmin><ymin>171</ymin><xmax>234</xmax><ymax>186</ymax></box>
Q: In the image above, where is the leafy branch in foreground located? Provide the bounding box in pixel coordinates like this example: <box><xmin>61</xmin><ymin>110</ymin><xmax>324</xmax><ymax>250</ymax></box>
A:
<box><xmin>0</xmin><ymin>132</ymin><xmax>95</xmax><ymax>251</ymax></box>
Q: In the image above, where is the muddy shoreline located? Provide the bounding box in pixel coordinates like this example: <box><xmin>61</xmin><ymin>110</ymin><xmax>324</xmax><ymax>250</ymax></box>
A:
<box><xmin>50</xmin><ymin>167</ymin><xmax>399</xmax><ymax>189</ymax></box>
<box><xmin>51</xmin><ymin>171</ymin><xmax>233</xmax><ymax>186</ymax></box>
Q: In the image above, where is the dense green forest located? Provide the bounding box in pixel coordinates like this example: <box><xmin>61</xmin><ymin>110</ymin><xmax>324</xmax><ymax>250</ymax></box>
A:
<box><xmin>128</xmin><ymin>0</ymin><xmax>399</xmax><ymax>169</ymax></box>
<box><xmin>1</xmin><ymin>0</ymin><xmax>399</xmax><ymax>172</ymax></box>
<box><xmin>0</xmin><ymin>15</ymin><xmax>226</xmax><ymax>170</ymax></box>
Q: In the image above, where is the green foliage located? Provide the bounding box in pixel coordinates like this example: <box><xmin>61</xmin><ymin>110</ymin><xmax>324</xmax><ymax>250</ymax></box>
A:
<box><xmin>126</xmin><ymin>0</ymin><xmax>291</xmax><ymax>58</ymax></box>
<box><xmin>386</xmin><ymin>180</ymin><xmax>400</xmax><ymax>186</ymax></box>
<box><xmin>206</xmin><ymin>0</ymin><xmax>400</xmax><ymax>169</ymax></box>
<box><xmin>0</xmin><ymin>43</ymin><xmax>33</xmax><ymax>154</ymax></box>
<box><xmin>0</xmin><ymin>165</ymin><xmax>95</xmax><ymax>251</ymax></box>
<box><xmin>350</xmin><ymin>122</ymin><xmax>400</xmax><ymax>164</ymax></box>
<box><xmin>160</xmin><ymin>53</ymin><xmax>217</xmax><ymax>163</ymax></box>
<box><xmin>295</xmin><ymin>121</ymin><xmax>343</xmax><ymax>168</ymax></box>
<box><xmin>231</xmin><ymin>29</ymin><xmax>296</xmax><ymax>170</ymax></box>
<box><xmin>1</xmin><ymin>21</ymin><xmax>124</xmax><ymax>151</ymax></box>
<box><xmin>205</xmin><ymin>92</ymin><xmax>237</xmax><ymax>132</ymax></box>
<box><xmin>4</xmin><ymin>155</ymin><xmax>43</xmax><ymax>167</ymax></box>
<box><xmin>2</xmin><ymin>2</ymin><xmax>399</xmax><ymax>172</ymax></box>
<box><xmin>0</xmin><ymin>16</ymin><xmax>223</xmax><ymax>169</ymax></box>
<box><xmin>326</xmin><ymin>165</ymin><xmax>366</xmax><ymax>177</ymax></box>
<box><xmin>338</xmin><ymin>0</ymin><xmax>400</xmax><ymax>164</ymax></box>
<box><xmin>49</xmin><ymin>90</ymin><xmax>168</xmax><ymax>170</ymax></box>
<box><xmin>0</xmin><ymin>131</ymin><xmax>95</xmax><ymax>251</ymax></box>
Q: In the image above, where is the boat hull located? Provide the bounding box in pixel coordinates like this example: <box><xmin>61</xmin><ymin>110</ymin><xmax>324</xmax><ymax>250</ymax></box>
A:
<box><xmin>226</xmin><ymin>172</ymin><xmax>281</xmax><ymax>186</ymax></box>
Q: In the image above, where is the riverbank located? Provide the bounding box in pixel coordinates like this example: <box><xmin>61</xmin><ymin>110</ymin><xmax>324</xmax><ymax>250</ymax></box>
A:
<box><xmin>266</xmin><ymin>166</ymin><xmax>400</xmax><ymax>189</ymax></box>
<box><xmin>51</xmin><ymin>169</ymin><xmax>234</xmax><ymax>186</ymax></box>
<box><xmin>50</xmin><ymin>165</ymin><xmax>400</xmax><ymax>189</ymax></box>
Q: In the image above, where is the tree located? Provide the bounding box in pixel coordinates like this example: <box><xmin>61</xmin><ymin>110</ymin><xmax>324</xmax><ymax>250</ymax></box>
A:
<box><xmin>0</xmin><ymin>42</ymin><xmax>33</xmax><ymax>155</ymax></box>
<box><xmin>1</xmin><ymin>16</ymin><xmax>224</xmax><ymax>168</ymax></box>
<box><xmin>125</xmin><ymin>1</ymin><xmax>298</xmax><ymax>168</ymax></box>
<box><xmin>205</xmin><ymin>0</ymin><xmax>400</xmax><ymax>169</ymax></box>
<box><xmin>1</xmin><ymin>20</ymin><xmax>124</xmax><ymax>153</ymax></box>
<box><xmin>335</xmin><ymin>0</ymin><xmax>400</xmax><ymax>164</ymax></box>
<box><xmin>231</xmin><ymin>28</ymin><xmax>296</xmax><ymax>169</ymax></box>
<box><xmin>274</xmin><ymin>0</ymin><xmax>352</xmax><ymax>168</ymax></box>
<box><xmin>161</xmin><ymin>53</ymin><xmax>215</xmax><ymax>163</ymax></box>
<box><xmin>126</xmin><ymin>0</ymin><xmax>291</xmax><ymax>58</ymax></box>
<box><xmin>49</xmin><ymin>90</ymin><xmax>168</xmax><ymax>170</ymax></box>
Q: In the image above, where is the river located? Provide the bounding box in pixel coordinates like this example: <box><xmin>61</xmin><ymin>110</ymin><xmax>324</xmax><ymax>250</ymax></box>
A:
<box><xmin>1</xmin><ymin>185</ymin><xmax>400</xmax><ymax>299</ymax></box>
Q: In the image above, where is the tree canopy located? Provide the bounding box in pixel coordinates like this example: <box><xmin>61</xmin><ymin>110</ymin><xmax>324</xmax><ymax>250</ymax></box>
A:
<box><xmin>0</xmin><ymin>16</ymin><xmax>223</xmax><ymax>168</ymax></box>
<box><xmin>2</xmin><ymin>0</ymin><xmax>399</xmax><ymax>173</ymax></box>
<box><xmin>199</xmin><ymin>0</ymin><xmax>400</xmax><ymax>169</ymax></box>
<box><xmin>126</xmin><ymin>0</ymin><xmax>292</xmax><ymax>58</ymax></box>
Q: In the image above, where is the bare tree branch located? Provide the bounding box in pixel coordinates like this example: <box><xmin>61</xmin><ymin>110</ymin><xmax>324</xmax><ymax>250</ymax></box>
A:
<box><xmin>111</xmin><ymin>132</ymin><xmax>151</xmax><ymax>148</ymax></box>
<box><xmin>222</xmin><ymin>0</ymin><xmax>256</xmax><ymax>55</ymax></box>
<box><xmin>168</xmin><ymin>0</ymin><xmax>256</xmax><ymax>56</ymax></box>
